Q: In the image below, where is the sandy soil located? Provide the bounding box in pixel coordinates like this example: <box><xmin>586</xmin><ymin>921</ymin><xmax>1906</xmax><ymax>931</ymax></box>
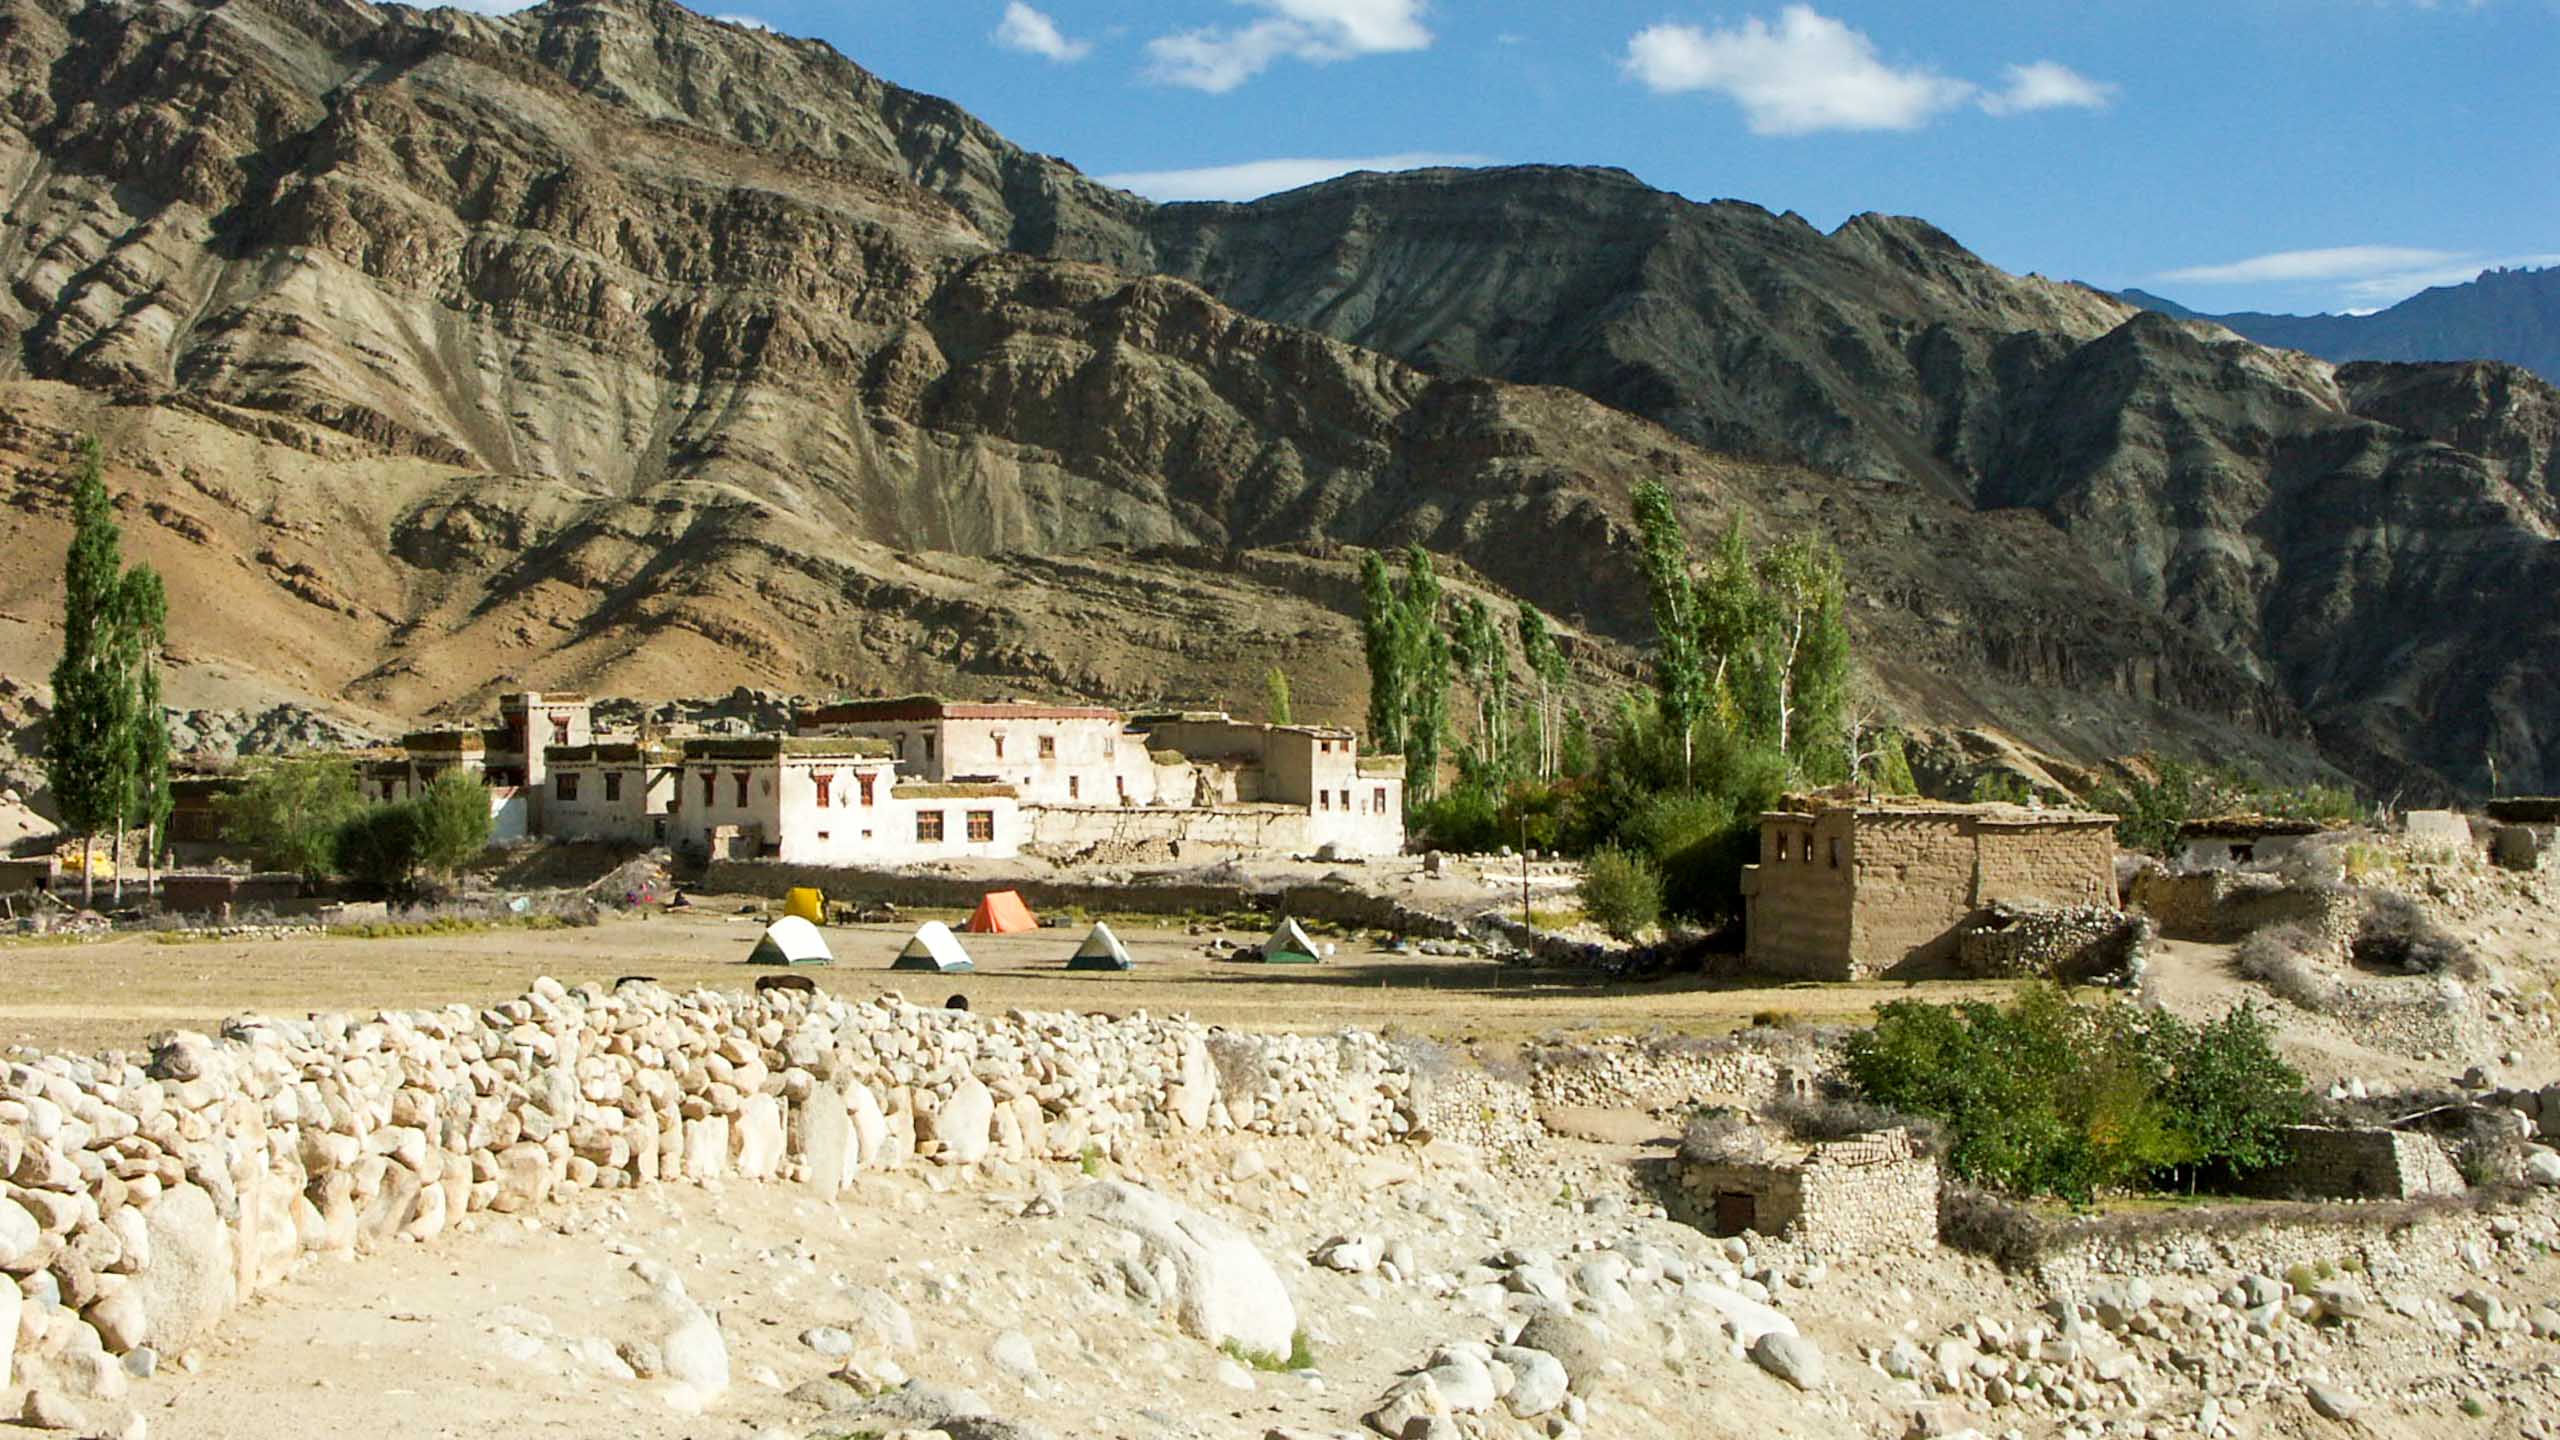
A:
<box><xmin>0</xmin><ymin>902</ymin><xmax>2023</xmax><ymax>1058</ymax></box>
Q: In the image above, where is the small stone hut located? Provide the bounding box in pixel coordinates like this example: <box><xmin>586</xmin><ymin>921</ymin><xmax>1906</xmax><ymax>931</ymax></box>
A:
<box><xmin>1674</xmin><ymin>1128</ymin><xmax>1940</xmax><ymax>1253</ymax></box>
<box><xmin>2176</xmin><ymin>814</ymin><xmax>2331</xmax><ymax>870</ymax></box>
<box><xmin>1742</xmin><ymin>795</ymin><xmax>2118</xmax><ymax>980</ymax></box>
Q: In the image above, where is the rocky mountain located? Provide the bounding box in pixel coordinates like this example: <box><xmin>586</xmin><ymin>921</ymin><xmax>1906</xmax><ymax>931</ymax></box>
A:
<box><xmin>2120</xmin><ymin>268</ymin><xmax>2560</xmax><ymax>386</ymax></box>
<box><xmin>0</xmin><ymin>0</ymin><xmax>2552</xmax><ymax>797</ymax></box>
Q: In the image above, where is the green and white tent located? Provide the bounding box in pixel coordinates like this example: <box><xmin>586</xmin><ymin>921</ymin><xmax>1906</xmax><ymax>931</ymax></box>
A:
<box><xmin>891</xmin><ymin>920</ymin><xmax>976</xmax><ymax>973</ymax></box>
<box><xmin>1258</xmin><ymin>916</ymin><xmax>1323</xmax><ymax>965</ymax></box>
<box><xmin>748</xmin><ymin>915</ymin><xmax>834</xmax><ymax>966</ymax></box>
<box><xmin>1067</xmin><ymin>921</ymin><xmax>1134</xmax><ymax>972</ymax></box>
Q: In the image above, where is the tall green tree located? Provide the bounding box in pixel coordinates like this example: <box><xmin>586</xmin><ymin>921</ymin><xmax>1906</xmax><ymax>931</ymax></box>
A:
<box><xmin>1629</xmin><ymin>482</ymin><xmax>1710</xmax><ymax>780</ymax></box>
<box><xmin>117</xmin><ymin>566</ymin><xmax>170</xmax><ymax>900</ymax></box>
<box><xmin>43</xmin><ymin>439</ymin><xmax>136</xmax><ymax>906</ymax></box>
<box><xmin>1402</xmin><ymin>546</ymin><xmax>1450</xmax><ymax>803</ymax></box>
<box><xmin>1358</xmin><ymin>552</ymin><xmax>1408</xmax><ymax>757</ymax></box>
<box><xmin>1355</xmin><ymin>546</ymin><xmax>1451</xmax><ymax>804</ymax></box>
<box><xmin>1263</xmin><ymin>666</ymin><xmax>1293</xmax><ymax>726</ymax></box>
<box><xmin>1517</xmin><ymin>605</ymin><xmax>1566</xmax><ymax>779</ymax></box>
<box><xmin>415</xmin><ymin>771</ymin><xmax>494</xmax><ymax>876</ymax></box>
<box><xmin>1449</xmin><ymin>596</ymin><xmax>1512</xmax><ymax>780</ymax></box>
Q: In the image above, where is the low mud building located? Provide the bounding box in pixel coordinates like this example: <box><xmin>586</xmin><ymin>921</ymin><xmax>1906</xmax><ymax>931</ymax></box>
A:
<box><xmin>1742</xmin><ymin>796</ymin><xmax>2118</xmax><ymax>980</ymax></box>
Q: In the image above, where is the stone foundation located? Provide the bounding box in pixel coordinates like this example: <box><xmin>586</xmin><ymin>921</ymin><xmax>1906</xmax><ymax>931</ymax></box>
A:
<box><xmin>1955</xmin><ymin>900</ymin><xmax>2150</xmax><ymax>982</ymax></box>
<box><xmin>2128</xmin><ymin>870</ymin><xmax>2359</xmax><ymax>945</ymax></box>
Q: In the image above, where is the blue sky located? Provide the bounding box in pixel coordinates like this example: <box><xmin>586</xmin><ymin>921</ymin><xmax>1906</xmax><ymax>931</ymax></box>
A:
<box><xmin>509</xmin><ymin>1</ymin><xmax>2555</xmax><ymax>316</ymax></box>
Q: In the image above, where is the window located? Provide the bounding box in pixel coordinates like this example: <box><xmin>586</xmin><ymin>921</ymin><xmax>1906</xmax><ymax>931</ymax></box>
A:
<box><xmin>2231</xmin><ymin>843</ymin><xmax>2256</xmax><ymax>864</ymax></box>
<box><xmin>993</xmin><ymin>734</ymin><xmax>1006</xmax><ymax>759</ymax></box>
<box><xmin>1801</xmin><ymin>833</ymin><xmax>1814</xmax><ymax>863</ymax></box>
<box><xmin>816</xmin><ymin>830</ymin><xmax>829</xmax><ymax>843</ymax></box>
<box><xmin>857</xmin><ymin>772</ymin><xmax>875</xmax><ymax>806</ymax></box>
<box><xmin>923</xmin><ymin>734</ymin><xmax>936</xmax><ymax>762</ymax></box>
<box><xmin>1039</xmin><ymin>735</ymin><xmax>1056</xmax><ymax>759</ymax></box>
<box><xmin>1117</xmin><ymin>775</ymin><xmax>1129</xmax><ymax>802</ymax></box>
<box><xmin>967</xmin><ymin>810</ymin><xmax>995</xmax><ymax>843</ymax></box>
<box><xmin>1319</xmin><ymin>790</ymin><xmax>1330</xmax><ymax>812</ymax></box>
<box><xmin>814</xmin><ymin>772</ymin><xmax>832</xmax><ymax>808</ymax></box>
<box><xmin>916</xmin><ymin>810</ymin><xmax>944</xmax><ymax>842</ymax></box>
<box><xmin>555</xmin><ymin>773</ymin><xmax>578</xmax><ymax>801</ymax></box>
<box><xmin>604</xmin><ymin>773</ymin><xmax>622</xmax><ymax>803</ymax></box>
<box><xmin>1828</xmin><ymin>838</ymin><xmax>1841</xmax><ymax>870</ymax></box>
<box><xmin>1340</xmin><ymin>789</ymin><xmax>1350</xmax><ymax>811</ymax></box>
<box><xmin>550</xmin><ymin>716</ymin><xmax>569</xmax><ymax>745</ymax></box>
<box><xmin>1320</xmin><ymin>740</ymin><xmax>1332</xmax><ymax>754</ymax></box>
<box><xmin>1374</xmin><ymin>786</ymin><xmax>1388</xmax><ymax>814</ymax></box>
<box><xmin>699</xmin><ymin>773</ymin><xmax>714</xmax><ymax>807</ymax></box>
<box><xmin>733</xmin><ymin>771</ymin><xmax>749</xmax><ymax>807</ymax></box>
<box><xmin>1068</xmin><ymin>775</ymin><xmax>1080</xmax><ymax>800</ymax></box>
<box><xmin>1104</xmin><ymin>738</ymin><xmax>1116</xmax><ymax>759</ymax></box>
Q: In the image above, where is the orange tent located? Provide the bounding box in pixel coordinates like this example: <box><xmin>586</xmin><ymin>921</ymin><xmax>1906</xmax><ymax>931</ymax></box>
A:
<box><xmin>963</xmin><ymin>889</ymin><xmax>1039</xmax><ymax>934</ymax></box>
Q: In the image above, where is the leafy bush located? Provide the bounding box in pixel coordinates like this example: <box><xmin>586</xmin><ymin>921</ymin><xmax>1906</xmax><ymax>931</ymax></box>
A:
<box><xmin>215</xmin><ymin>757</ymin><xmax>365</xmax><ymax>888</ymax></box>
<box><xmin>2352</xmin><ymin>892</ymin><xmax>2481</xmax><ymax>978</ymax></box>
<box><xmin>1579</xmin><ymin>845</ymin><xmax>1663</xmax><ymax>941</ymax></box>
<box><xmin>333</xmin><ymin>801</ymin><xmax>428</xmax><ymax>898</ymax></box>
<box><xmin>1679</xmin><ymin>1108</ymin><xmax>1763</xmax><ymax>1163</ymax></box>
<box><xmin>1843</xmin><ymin>985</ymin><xmax>2306</xmax><ymax>1203</ymax></box>
<box><xmin>415</xmin><ymin>771</ymin><xmax>493</xmax><ymax>873</ymax></box>
<box><xmin>2234</xmin><ymin>924</ymin><xmax>2341</xmax><ymax>1012</ymax></box>
<box><xmin>1764</xmin><ymin>1093</ymin><xmax>1939</xmax><ymax>1149</ymax></box>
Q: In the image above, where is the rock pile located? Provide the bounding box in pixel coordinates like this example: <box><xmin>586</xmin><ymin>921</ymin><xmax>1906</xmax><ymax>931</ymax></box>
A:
<box><xmin>0</xmin><ymin>978</ymin><xmax>1424</xmax><ymax>1431</ymax></box>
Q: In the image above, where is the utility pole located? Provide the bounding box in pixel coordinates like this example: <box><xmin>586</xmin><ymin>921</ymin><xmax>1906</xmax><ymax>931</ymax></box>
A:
<box><xmin>1520</xmin><ymin>812</ymin><xmax>1532</xmax><ymax>930</ymax></box>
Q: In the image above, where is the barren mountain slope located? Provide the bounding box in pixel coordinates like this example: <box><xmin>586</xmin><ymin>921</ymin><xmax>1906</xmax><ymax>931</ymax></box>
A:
<box><xmin>0</xmin><ymin>0</ymin><xmax>2546</xmax><ymax>794</ymax></box>
<box><xmin>0</xmin><ymin>0</ymin><xmax>2323</xmax><ymax>782</ymax></box>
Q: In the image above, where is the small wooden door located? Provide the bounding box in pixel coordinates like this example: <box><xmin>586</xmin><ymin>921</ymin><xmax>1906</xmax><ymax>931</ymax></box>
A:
<box><xmin>1714</xmin><ymin>1191</ymin><xmax>1757</xmax><ymax>1236</ymax></box>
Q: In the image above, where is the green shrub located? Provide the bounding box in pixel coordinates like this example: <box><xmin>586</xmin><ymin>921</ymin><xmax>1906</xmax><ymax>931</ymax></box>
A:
<box><xmin>415</xmin><ymin>771</ymin><xmax>493</xmax><ymax>873</ymax></box>
<box><xmin>1578</xmin><ymin>845</ymin><xmax>1663</xmax><ymax>941</ymax></box>
<box><xmin>1843</xmin><ymin>985</ymin><xmax>2306</xmax><ymax>1203</ymax></box>
<box><xmin>334</xmin><ymin>802</ymin><xmax>428</xmax><ymax>898</ymax></box>
<box><xmin>215</xmin><ymin>757</ymin><xmax>365</xmax><ymax>888</ymax></box>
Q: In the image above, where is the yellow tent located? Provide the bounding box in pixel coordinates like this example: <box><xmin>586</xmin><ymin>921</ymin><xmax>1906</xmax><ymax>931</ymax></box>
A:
<box><xmin>784</xmin><ymin>887</ymin><xmax>826</xmax><ymax>924</ymax></box>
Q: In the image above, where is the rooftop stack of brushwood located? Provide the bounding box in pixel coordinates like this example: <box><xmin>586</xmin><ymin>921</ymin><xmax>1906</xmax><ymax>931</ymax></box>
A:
<box><xmin>0</xmin><ymin>980</ymin><xmax>1423</xmax><ymax>1425</ymax></box>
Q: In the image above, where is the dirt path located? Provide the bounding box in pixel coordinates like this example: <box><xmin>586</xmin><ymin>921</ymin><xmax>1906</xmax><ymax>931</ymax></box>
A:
<box><xmin>0</xmin><ymin>902</ymin><xmax>2025</xmax><ymax>1056</ymax></box>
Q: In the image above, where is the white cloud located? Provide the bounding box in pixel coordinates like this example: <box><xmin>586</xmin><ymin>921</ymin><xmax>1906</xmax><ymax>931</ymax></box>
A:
<box><xmin>1622</xmin><ymin>7</ymin><xmax>1976</xmax><ymax>135</ymax></box>
<box><xmin>1979</xmin><ymin>61</ymin><xmax>2116</xmax><ymax>116</ymax></box>
<box><xmin>1146</xmin><ymin>0</ymin><xmax>1431</xmax><ymax>93</ymax></box>
<box><xmin>2157</xmin><ymin>245</ymin><xmax>2560</xmax><ymax>308</ymax></box>
<box><xmin>715</xmin><ymin>13</ymin><xmax>773</xmax><ymax>31</ymax></box>
<box><xmin>1098</xmin><ymin>151</ymin><xmax>1488</xmax><ymax>203</ymax></box>
<box><xmin>2160</xmin><ymin>246</ymin><xmax>2469</xmax><ymax>285</ymax></box>
<box><xmin>995</xmin><ymin>3</ymin><xmax>1092</xmax><ymax>63</ymax></box>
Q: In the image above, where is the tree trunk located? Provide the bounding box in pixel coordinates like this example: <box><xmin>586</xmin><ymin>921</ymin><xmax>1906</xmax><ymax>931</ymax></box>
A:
<box><xmin>80</xmin><ymin>830</ymin><xmax>95</xmax><ymax>908</ymax></box>
<box><xmin>111</xmin><ymin>811</ymin><xmax>125</xmax><ymax>906</ymax></box>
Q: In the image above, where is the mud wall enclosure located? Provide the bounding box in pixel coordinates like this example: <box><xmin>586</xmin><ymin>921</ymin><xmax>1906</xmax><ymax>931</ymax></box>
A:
<box><xmin>0</xmin><ymin>979</ymin><xmax>1428</xmax><ymax>1382</ymax></box>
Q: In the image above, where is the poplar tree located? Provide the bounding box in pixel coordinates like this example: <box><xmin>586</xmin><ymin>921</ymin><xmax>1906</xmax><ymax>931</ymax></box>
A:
<box><xmin>1517</xmin><ymin>605</ymin><xmax>1566</xmax><ymax>779</ymax></box>
<box><xmin>119</xmin><ymin>566</ymin><xmax>171</xmax><ymax>897</ymax></box>
<box><xmin>1355</xmin><ymin>546</ymin><xmax>1450</xmax><ymax>804</ymax></box>
<box><xmin>1629</xmin><ymin>482</ymin><xmax>1708</xmax><ymax>780</ymax></box>
<box><xmin>43</xmin><ymin>440</ymin><xmax>133</xmax><ymax>907</ymax></box>
<box><xmin>1264</xmin><ymin>666</ymin><xmax>1293</xmax><ymax>726</ymax></box>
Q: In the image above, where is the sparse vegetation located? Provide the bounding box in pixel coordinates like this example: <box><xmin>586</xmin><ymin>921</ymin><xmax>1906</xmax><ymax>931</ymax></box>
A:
<box><xmin>2234</xmin><ymin>924</ymin><xmax>2342</xmax><ymax>1012</ymax></box>
<box><xmin>1219</xmin><ymin>1330</ymin><xmax>1316</xmax><ymax>1373</ymax></box>
<box><xmin>2352</xmin><ymin>891</ymin><xmax>2481</xmax><ymax>978</ymax></box>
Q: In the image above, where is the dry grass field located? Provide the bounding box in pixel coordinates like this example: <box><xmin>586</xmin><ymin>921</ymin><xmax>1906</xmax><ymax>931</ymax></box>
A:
<box><xmin>0</xmin><ymin>897</ymin><xmax>2026</xmax><ymax>1056</ymax></box>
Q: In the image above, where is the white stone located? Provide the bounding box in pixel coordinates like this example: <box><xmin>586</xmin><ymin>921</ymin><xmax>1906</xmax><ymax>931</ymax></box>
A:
<box><xmin>1064</xmin><ymin>1181</ymin><xmax>1296</xmax><ymax>1357</ymax></box>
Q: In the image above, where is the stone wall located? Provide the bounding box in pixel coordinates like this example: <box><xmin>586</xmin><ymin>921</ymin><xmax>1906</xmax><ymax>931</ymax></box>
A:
<box><xmin>1954</xmin><ymin>901</ymin><xmax>2150</xmax><ymax>982</ymax></box>
<box><xmin>2003</xmin><ymin>1193</ymin><xmax>2518</xmax><ymax>1296</ymax></box>
<box><xmin>2239</xmin><ymin>1126</ymin><xmax>2466</xmax><ymax>1202</ymax></box>
<box><xmin>0</xmin><ymin>979</ymin><xmax>1421</xmax><ymax>1396</ymax></box>
<box><xmin>2127</xmin><ymin>870</ymin><xmax>2360</xmax><ymax>945</ymax></box>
